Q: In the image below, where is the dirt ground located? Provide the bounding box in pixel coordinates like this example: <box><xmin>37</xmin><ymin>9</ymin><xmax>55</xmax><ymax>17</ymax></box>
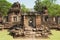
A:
<box><xmin>14</xmin><ymin>38</ymin><xmax>48</xmax><ymax>40</ymax></box>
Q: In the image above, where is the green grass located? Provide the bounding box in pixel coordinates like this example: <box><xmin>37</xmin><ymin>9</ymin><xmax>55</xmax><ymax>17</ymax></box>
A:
<box><xmin>49</xmin><ymin>30</ymin><xmax>60</xmax><ymax>40</ymax></box>
<box><xmin>0</xmin><ymin>30</ymin><xmax>13</xmax><ymax>40</ymax></box>
<box><xmin>0</xmin><ymin>30</ymin><xmax>60</xmax><ymax>40</ymax></box>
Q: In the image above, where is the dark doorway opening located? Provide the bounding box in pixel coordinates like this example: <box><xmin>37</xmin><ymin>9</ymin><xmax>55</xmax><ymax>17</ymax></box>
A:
<box><xmin>28</xmin><ymin>16</ymin><xmax>36</xmax><ymax>28</ymax></box>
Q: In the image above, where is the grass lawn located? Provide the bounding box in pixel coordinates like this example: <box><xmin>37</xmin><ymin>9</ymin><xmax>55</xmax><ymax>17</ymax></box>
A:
<box><xmin>49</xmin><ymin>30</ymin><xmax>60</xmax><ymax>40</ymax></box>
<box><xmin>0</xmin><ymin>30</ymin><xmax>60</xmax><ymax>40</ymax></box>
<box><xmin>0</xmin><ymin>30</ymin><xmax>13</xmax><ymax>40</ymax></box>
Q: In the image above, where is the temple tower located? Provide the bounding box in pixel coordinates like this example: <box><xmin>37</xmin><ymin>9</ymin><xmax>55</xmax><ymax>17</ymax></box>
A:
<box><xmin>8</xmin><ymin>2</ymin><xmax>21</xmax><ymax>23</ymax></box>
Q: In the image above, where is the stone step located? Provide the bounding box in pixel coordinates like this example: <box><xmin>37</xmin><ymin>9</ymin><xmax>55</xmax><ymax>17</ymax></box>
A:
<box><xmin>24</xmin><ymin>31</ymin><xmax>35</xmax><ymax>35</ymax></box>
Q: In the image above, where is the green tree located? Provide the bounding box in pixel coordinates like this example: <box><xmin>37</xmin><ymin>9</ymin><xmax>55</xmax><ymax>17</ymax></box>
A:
<box><xmin>21</xmin><ymin>4</ymin><xmax>29</xmax><ymax>13</ymax></box>
<box><xmin>0</xmin><ymin>0</ymin><xmax>11</xmax><ymax>16</ymax></box>
<box><xmin>34</xmin><ymin>0</ymin><xmax>60</xmax><ymax>16</ymax></box>
<box><xmin>34</xmin><ymin>0</ymin><xmax>43</xmax><ymax>12</ymax></box>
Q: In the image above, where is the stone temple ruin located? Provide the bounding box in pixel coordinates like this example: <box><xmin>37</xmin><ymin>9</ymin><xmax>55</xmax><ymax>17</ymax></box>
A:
<box><xmin>0</xmin><ymin>2</ymin><xmax>60</xmax><ymax>38</ymax></box>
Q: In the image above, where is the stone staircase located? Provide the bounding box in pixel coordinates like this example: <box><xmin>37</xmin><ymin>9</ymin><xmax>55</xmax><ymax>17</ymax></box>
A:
<box><xmin>24</xmin><ymin>25</ymin><xmax>36</xmax><ymax>37</ymax></box>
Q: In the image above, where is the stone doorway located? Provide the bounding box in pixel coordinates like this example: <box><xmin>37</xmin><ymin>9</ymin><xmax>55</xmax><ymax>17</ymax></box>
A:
<box><xmin>24</xmin><ymin>15</ymin><xmax>36</xmax><ymax>28</ymax></box>
<box><xmin>28</xmin><ymin>16</ymin><xmax>36</xmax><ymax>28</ymax></box>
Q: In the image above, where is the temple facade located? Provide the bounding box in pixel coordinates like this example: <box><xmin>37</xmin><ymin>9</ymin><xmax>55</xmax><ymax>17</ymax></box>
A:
<box><xmin>0</xmin><ymin>2</ymin><xmax>60</xmax><ymax>38</ymax></box>
<box><xmin>0</xmin><ymin>2</ymin><xmax>60</xmax><ymax>29</ymax></box>
<box><xmin>6</xmin><ymin>2</ymin><xmax>49</xmax><ymax>29</ymax></box>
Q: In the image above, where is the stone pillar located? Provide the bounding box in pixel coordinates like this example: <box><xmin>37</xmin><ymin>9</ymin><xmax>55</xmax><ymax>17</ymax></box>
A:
<box><xmin>36</xmin><ymin>15</ymin><xmax>41</xmax><ymax>28</ymax></box>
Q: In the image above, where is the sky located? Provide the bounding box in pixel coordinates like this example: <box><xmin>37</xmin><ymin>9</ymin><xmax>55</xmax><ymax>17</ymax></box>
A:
<box><xmin>7</xmin><ymin>0</ymin><xmax>60</xmax><ymax>8</ymax></box>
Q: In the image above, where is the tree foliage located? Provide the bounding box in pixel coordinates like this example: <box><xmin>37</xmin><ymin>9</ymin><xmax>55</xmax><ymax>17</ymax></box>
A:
<box><xmin>0</xmin><ymin>0</ymin><xmax>11</xmax><ymax>16</ymax></box>
<box><xmin>34</xmin><ymin>0</ymin><xmax>43</xmax><ymax>12</ymax></box>
<box><xmin>34</xmin><ymin>0</ymin><xmax>60</xmax><ymax>16</ymax></box>
<box><xmin>21</xmin><ymin>4</ymin><xmax>29</xmax><ymax>13</ymax></box>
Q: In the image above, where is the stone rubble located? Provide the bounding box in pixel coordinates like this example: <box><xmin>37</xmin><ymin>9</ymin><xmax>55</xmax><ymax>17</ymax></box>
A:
<box><xmin>9</xmin><ymin>24</ymin><xmax>51</xmax><ymax>38</ymax></box>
